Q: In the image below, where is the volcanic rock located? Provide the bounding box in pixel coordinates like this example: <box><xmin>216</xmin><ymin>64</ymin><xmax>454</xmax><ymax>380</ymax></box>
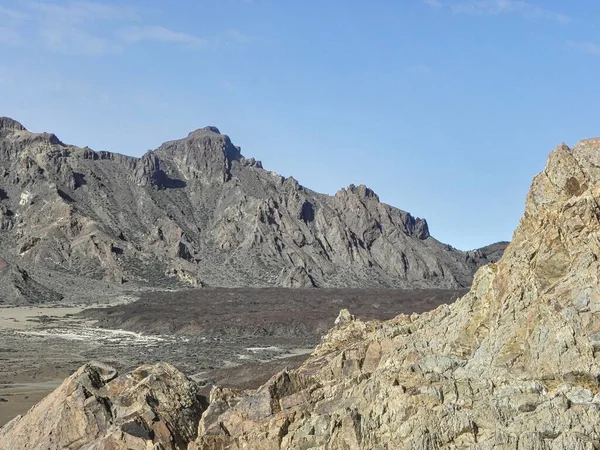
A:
<box><xmin>0</xmin><ymin>257</ymin><xmax>62</xmax><ymax>305</ymax></box>
<box><xmin>3</xmin><ymin>139</ymin><xmax>597</xmax><ymax>448</ymax></box>
<box><xmin>0</xmin><ymin>118</ymin><xmax>502</xmax><ymax>303</ymax></box>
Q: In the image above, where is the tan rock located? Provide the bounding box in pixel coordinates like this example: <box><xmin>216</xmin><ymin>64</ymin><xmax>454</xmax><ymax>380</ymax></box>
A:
<box><xmin>6</xmin><ymin>138</ymin><xmax>600</xmax><ymax>449</ymax></box>
<box><xmin>0</xmin><ymin>362</ymin><xmax>204</xmax><ymax>450</ymax></box>
<box><xmin>191</xmin><ymin>139</ymin><xmax>600</xmax><ymax>448</ymax></box>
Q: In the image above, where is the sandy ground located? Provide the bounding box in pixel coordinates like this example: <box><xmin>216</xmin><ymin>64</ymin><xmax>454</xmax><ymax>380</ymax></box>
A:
<box><xmin>0</xmin><ymin>306</ymin><xmax>82</xmax><ymax>426</ymax></box>
<box><xmin>0</xmin><ymin>298</ymin><xmax>136</xmax><ymax>426</ymax></box>
<box><xmin>0</xmin><ymin>305</ymin><xmax>86</xmax><ymax>330</ymax></box>
<box><xmin>0</xmin><ymin>381</ymin><xmax>62</xmax><ymax>427</ymax></box>
<box><xmin>0</xmin><ymin>301</ymin><xmax>316</xmax><ymax>427</ymax></box>
<box><xmin>0</xmin><ymin>288</ymin><xmax>464</xmax><ymax>427</ymax></box>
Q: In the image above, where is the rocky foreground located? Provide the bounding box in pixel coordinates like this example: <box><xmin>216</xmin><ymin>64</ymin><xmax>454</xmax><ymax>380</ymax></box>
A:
<box><xmin>2</xmin><ymin>138</ymin><xmax>596</xmax><ymax>449</ymax></box>
<box><xmin>0</xmin><ymin>117</ymin><xmax>504</xmax><ymax>304</ymax></box>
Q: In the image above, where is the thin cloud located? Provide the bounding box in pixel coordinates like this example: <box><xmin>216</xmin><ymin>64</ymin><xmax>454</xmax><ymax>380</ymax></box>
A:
<box><xmin>0</xmin><ymin>1</ymin><xmax>260</xmax><ymax>55</ymax></box>
<box><xmin>0</xmin><ymin>27</ymin><xmax>22</xmax><ymax>46</ymax></box>
<box><xmin>0</xmin><ymin>5</ymin><xmax>31</xmax><ymax>20</ymax></box>
<box><xmin>219</xmin><ymin>80</ymin><xmax>235</xmax><ymax>90</ymax></box>
<box><xmin>24</xmin><ymin>1</ymin><xmax>138</xmax><ymax>23</ymax></box>
<box><xmin>567</xmin><ymin>40</ymin><xmax>600</xmax><ymax>56</ymax></box>
<box><xmin>120</xmin><ymin>26</ymin><xmax>207</xmax><ymax>46</ymax></box>
<box><xmin>452</xmin><ymin>0</ymin><xmax>570</xmax><ymax>23</ymax></box>
<box><xmin>408</xmin><ymin>64</ymin><xmax>433</xmax><ymax>75</ymax></box>
<box><xmin>21</xmin><ymin>1</ymin><xmax>136</xmax><ymax>54</ymax></box>
<box><xmin>226</xmin><ymin>29</ymin><xmax>263</xmax><ymax>45</ymax></box>
<box><xmin>40</xmin><ymin>27</ymin><xmax>118</xmax><ymax>55</ymax></box>
<box><xmin>423</xmin><ymin>0</ymin><xmax>443</xmax><ymax>8</ymax></box>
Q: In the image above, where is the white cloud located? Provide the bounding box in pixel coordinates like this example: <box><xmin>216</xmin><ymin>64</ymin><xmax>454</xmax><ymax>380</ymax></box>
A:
<box><xmin>24</xmin><ymin>1</ymin><xmax>138</xmax><ymax>23</ymax></box>
<box><xmin>18</xmin><ymin>1</ymin><xmax>135</xmax><ymax>54</ymax></box>
<box><xmin>39</xmin><ymin>27</ymin><xmax>118</xmax><ymax>55</ymax></box>
<box><xmin>120</xmin><ymin>26</ymin><xmax>207</xmax><ymax>46</ymax></box>
<box><xmin>226</xmin><ymin>29</ymin><xmax>263</xmax><ymax>45</ymax></box>
<box><xmin>219</xmin><ymin>80</ymin><xmax>235</xmax><ymax>90</ymax></box>
<box><xmin>452</xmin><ymin>0</ymin><xmax>570</xmax><ymax>23</ymax></box>
<box><xmin>0</xmin><ymin>1</ymin><xmax>261</xmax><ymax>55</ymax></box>
<box><xmin>567</xmin><ymin>40</ymin><xmax>600</xmax><ymax>56</ymax></box>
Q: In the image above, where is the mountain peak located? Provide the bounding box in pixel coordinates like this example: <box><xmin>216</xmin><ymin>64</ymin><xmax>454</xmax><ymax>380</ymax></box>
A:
<box><xmin>574</xmin><ymin>137</ymin><xmax>600</xmax><ymax>149</ymax></box>
<box><xmin>0</xmin><ymin>116</ymin><xmax>493</xmax><ymax>296</ymax></box>
<box><xmin>187</xmin><ymin>126</ymin><xmax>222</xmax><ymax>137</ymax></box>
<box><xmin>0</xmin><ymin>117</ymin><xmax>26</xmax><ymax>132</ymax></box>
<box><xmin>336</xmin><ymin>184</ymin><xmax>380</xmax><ymax>201</ymax></box>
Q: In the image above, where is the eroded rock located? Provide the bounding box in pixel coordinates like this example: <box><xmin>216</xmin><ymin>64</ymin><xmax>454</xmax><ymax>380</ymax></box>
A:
<box><xmin>4</xmin><ymin>138</ymin><xmax>600</xmax><ymax>448</ymax></box>
<box><xmin>189</xmin><ymin>138</ymin><xmax>600</xmax><ymax>448</ymax></box>
<box><xmin>0</xmin><ymin>362</ymin><xmax>204</xmax><ymax>450</ymax></box>
<box><xmin>0</xmin><ymin>117</ymin><xmax>503</xmax><ymax>303</ymax></box>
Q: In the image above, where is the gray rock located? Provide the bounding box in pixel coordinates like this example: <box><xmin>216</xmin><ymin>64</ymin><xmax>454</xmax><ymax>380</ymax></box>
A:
<box><xmin>7</xmin><ymin>137</ymin><xmax>600</xmax><ymax>449</ymax></box>
<box><xmin>0</xmin><ymin>117</ymin><xmax>503</xmax><ymax>303</ymax></box>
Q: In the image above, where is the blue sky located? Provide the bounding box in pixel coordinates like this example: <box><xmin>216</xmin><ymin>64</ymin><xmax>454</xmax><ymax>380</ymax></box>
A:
<box><xmin>1</xmin><ymin>0</ymin><xmax>599</xmax><ymax>250</ymax></box>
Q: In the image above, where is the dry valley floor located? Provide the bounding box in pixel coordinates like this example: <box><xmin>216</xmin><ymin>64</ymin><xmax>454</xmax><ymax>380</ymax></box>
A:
<box><xmin>0</xmin><ymin>288</ymin><xmax>465</xmax><ymax>426</ymax></box>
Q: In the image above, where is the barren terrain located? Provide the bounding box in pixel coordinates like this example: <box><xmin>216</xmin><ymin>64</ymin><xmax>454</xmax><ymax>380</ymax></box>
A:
<box><xmin>0</xmin><ymin>288</ymin><xmax>464</xmax><ymax>426</ymax></box>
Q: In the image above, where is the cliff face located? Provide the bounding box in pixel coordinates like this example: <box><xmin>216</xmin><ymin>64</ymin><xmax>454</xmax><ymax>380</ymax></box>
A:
<box><xmin>0</xmin><ymin>118</ymin><xmax>497</xmax><ymax>303</ymax></box>
<box><xmin>2</xmin><ymin>139</ymin><xmax>600</xmax><ymax>449</ymax></box>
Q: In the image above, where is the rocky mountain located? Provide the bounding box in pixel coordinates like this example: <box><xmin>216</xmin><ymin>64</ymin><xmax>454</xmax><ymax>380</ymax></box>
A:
<box><xmin>0</xmin><ymin>117</ymin><xmax>502</xmax><ymax>303</ymax></box>
<box><xmin>2</xmin><ymin>138</ymin><xmax>599</xmax><ymax>448</ymax></box>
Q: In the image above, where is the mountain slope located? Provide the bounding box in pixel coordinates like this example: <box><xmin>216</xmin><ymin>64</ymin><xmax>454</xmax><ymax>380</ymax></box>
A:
<box><xmin>0</xmin><ymin>117</ymin><xmax>500</xmax><ymax>302</ymax></box>
<box><xmin>2</xmin><ymin>138</ymin><xmax>599</xmax><ymax>448</ymax></box>
<box><xmin>185</xmin><ymin>137</ymin><xmax>600</xmax><ymax>449</ymax></box>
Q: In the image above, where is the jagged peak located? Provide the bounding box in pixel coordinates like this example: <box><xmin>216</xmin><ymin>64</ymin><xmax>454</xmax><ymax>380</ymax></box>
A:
<box><xmin>0</xmin><ymin>117</ymin><xmax>26</xmax><ymax>132</ymax></box>
<box><xmin>187</xmin><ymin>126</ymin><xmax>222</xmax><ymax>137</ymax></box>
<box><xmin>336</xmin><ymin>184</ymin><xmax>380</xmax><ymax>201</ymax></box>
<box><xmin>155</xmin><ymin>126</ymin><xmax>244</xmax><ymax>183</ymax></box>
<box><xmin>0</xmin><ymin>117</ymin><xmax>65</xmax><ymax>147</ymax></box>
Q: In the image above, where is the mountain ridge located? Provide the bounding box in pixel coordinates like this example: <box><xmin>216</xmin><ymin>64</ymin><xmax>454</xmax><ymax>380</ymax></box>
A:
<box><xmin>0</xmin><ymin>117</ymin><xmax>505</xmax><ymax>303</ymax></box>
<box><xmin>2</xmin><ymin>138</ymin><xmax>600</xmax><ymax>448</ymax></box>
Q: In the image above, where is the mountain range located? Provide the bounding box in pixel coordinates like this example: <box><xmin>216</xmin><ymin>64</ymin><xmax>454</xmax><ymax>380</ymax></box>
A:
<box><xmin>0</xmin><ymin>117</ymin><xmax>506</xmax><ymax>304</ymax></box>
<box><xmin>2</xmin><ymin>136</ymin><xmax>600</xmax><ymax>448</ymax></box>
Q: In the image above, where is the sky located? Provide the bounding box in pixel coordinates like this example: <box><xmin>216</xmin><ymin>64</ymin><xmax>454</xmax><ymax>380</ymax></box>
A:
<box><xmin>1</xmin><ymin>0</ymin><xmax>599</xmax><ymax>250</ymax></box>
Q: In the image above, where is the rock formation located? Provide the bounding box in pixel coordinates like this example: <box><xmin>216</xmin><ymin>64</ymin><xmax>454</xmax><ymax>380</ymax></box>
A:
<box><xmin>0</xmin><ymin>362</ymin><xmax>204</xmax><ymax>450</ymax></box>
<box><xmin>185</xmin><ymin>138</ymin><xmax>600</xmax><ymax>449</ymax></box>
<box><xmin>2</xmin><ymin>139</ymin><xmax>600</xmax><ymax>448</ymax></box>
<box><xmin>0</xmin><ymin>118</ymin><xmax>503</xmax><ymax>303</ymax></box>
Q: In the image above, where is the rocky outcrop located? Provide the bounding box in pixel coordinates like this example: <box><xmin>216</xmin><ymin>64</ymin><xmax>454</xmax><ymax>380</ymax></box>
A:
<box><xmin>0</xmin><ymin>362</ymin><xmax>204</xmax><ymax>450</ymax></box>
<box><xmin>0</xmin><ymin>257</ymin><xmax>63</xmax><ymax>305</ymax></box>
<box><xmin>155</xmin><ymin>126</ymin><xmax>242</xmax><ymax>184</ymax></box>
<box><xmin>183</xmin><ymin>137</ymin><xmax>600</xmax><ymax>449</ymax></box>
<box><xmin>3</xmin><ymin>139</ymin><xmax>600</xmax><ymax>448</ymax></box>
<box><xmin>0</xmin><ymin>118</ymin><xmax>502</xmax><ymax>303</ymax></box>
<box><xmin>0</xmin><ymin>117</ymin><xmax>26</xmax><ymax>132</ymax></box>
